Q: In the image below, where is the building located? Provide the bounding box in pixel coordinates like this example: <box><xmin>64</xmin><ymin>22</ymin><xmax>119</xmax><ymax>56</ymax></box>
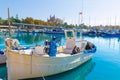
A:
<box><xmin>47</xmin><ymin>15</ymin><xmax>63</xmax><ymax>24</ymax></box>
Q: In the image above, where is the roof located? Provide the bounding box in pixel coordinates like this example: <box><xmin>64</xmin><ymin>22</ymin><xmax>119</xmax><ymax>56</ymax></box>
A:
<box><xmin>0</xmin><ymin>25</ymin><xmax>16</xmax><ymax>28</ymax></box>
<box><xmin>12</xmin><ymin>22</ymin><xmax>65</xmax><ymax>29</ymax></box>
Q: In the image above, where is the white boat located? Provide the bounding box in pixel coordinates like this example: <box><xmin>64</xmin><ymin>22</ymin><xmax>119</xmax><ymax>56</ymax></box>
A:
<box><xmin>5</xmin><ymin>30</ymin><xmax>96</xmax><ymax>80</ymax></box>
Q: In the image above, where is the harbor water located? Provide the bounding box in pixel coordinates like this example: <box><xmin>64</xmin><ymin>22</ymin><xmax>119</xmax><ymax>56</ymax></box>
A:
<box><xmin>0</xmin><ymin>32</ymin><xmax>120</xmax><ymax>80</ymax></box>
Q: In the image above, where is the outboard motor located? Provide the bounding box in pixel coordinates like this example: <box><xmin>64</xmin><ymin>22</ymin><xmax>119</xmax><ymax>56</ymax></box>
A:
<box><xmin>44</xmin><ymin>40</ymin><xmax>50</xmax><ymax>54</ymax></box>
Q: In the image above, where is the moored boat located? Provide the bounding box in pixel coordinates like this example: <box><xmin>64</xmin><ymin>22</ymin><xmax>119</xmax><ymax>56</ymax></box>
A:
<box><xmin>45</xmin><ymin>28</ymin><xmax>64</xmax><ymax>34</ymax></box>
<box><xmin>5</xmin><ymin>30</ymin><xmax>96</xmax><ymax>80</ymax></box>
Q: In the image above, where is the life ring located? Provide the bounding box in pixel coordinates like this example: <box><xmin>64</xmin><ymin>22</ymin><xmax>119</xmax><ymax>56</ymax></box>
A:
<box><xmin>12</xmin><ymin>39</ymin><xmax>19</xmax><ymax>48</ymax></box>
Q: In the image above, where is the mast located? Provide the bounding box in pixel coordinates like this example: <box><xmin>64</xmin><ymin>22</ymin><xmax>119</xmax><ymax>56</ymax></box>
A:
<box><xmin>79</xmin><ymin>0</ymin><xmax>84</xmax><ymax>40</ymax></box>
<box><xmin>115</xmin><ymin>16</ymin><xmax>116</xmax><ymax>28</ymax></box>
<box><xmin>81</xmin><ymin>0</ymin><xmax>83</xmax><ymax>25</ymax></box>
<box><xmin>89</xmin><ymin>16</ymin><xmax>90</xmax><ymax>27</ymax></box>
<box><xmin>8</xmin><ymin>8</ymin><xmax>11</xmax><ymax>37</ymax></box>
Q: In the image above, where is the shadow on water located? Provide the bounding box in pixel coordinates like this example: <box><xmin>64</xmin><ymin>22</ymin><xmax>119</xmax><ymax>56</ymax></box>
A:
<box><xmin>24</xmin><ymin>59</ymin><xmax>95</xmax><ymax>80</ymax></box>
<box><xmin>0</xmin><ymin>64</ymin><xmax>7</xmax><ymax>80</ymax></box>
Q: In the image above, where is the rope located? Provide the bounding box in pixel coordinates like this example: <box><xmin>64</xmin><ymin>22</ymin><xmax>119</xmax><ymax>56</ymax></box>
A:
<box><xmin>30</xmin><ymin>51</ymin><xmax>45</xmax><ymax>80</ymax></box>
<box><xmin>41</xmin><ymin>72</ymin><xmax>45</xmax><ymax>80</ymax></box>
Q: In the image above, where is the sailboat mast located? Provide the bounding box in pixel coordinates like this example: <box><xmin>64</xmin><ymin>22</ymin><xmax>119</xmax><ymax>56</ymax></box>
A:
<box><xmin>79</xmin><ymin>0</ymin><xmax>84</xmax><ymax>40</ymax></box>
<box><xmin>8</xmin><ymin>8</ymin><xmax>11</xmax><ymax>37</ymax></box>
<box><xmin>81</xmin><ymin>0</ymin><xmax>83</xmax><ymax>25</ymax></box>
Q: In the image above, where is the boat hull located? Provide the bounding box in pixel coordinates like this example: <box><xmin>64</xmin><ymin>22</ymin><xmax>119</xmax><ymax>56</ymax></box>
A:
<box><xmin>6</xmin><ymin>50</ymin><xmax>93</xmax><ymax>80</ymax></box>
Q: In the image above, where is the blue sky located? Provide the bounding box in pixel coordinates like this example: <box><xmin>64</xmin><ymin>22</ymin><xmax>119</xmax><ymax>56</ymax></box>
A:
<box><xmin>0</xmin><ymin>0</ymin><xmax>120</xmax><ymax>26</ymax></box>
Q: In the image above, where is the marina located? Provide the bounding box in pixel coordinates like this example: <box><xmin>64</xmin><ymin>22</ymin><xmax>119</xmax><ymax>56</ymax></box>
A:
<box><xmin>1</xmin><ymin>0</ymin><xmax>120</xmax><ymax>80</ymax></box>
<box><xmin>0</xmin><ymin>18</ymin><xmax>120</xmax><ymax>80</ymax></box>
<box><xmin>0</xmin><ymin>32</ymin><xmax>120</xmax><ymax>80</ymax></box>
<box><xmin>82</xmin><ymin>29</ymin><xmax>120</xmax><ymax>37</ymax></box>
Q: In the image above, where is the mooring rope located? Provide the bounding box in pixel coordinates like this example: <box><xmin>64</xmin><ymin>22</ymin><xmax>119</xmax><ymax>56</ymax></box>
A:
<box><xmin>41</xmin><ymin>72</ymin><xmax>45</xmax><ymax>80</ymax></box>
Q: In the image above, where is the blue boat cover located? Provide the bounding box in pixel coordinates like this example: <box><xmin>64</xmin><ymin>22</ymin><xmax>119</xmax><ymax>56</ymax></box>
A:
<box><xmin>0</xmin><ymin>50</ymin><xmax>4</xmax><ymax>55</ymax></box>
<box><xmin>84</xmin><ymin>46</ymin><xmax>97</xmax><ymax>53</ymax></box>
<box><xmin>12</xmin><ymin>47</ymin><xmax>34</xmax><ymax>50</ymax></box>
<box><xmin>49</xmin><ymin>40</ymin><xmax>57</xmax><ymax>57</ymax></box>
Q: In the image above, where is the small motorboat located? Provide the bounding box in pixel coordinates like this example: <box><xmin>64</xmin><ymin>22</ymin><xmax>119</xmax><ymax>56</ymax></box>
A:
<box><xmin>4</xmin><ymin>30</ymin><xmax>96</xmax><ymax>80</ymax></box>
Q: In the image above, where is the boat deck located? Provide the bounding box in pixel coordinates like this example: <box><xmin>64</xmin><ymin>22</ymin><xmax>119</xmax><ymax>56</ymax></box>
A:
<box><xmin>10</xmin><ymin>49</ymin><xmax>71</xmax><ymax>57</ymax></box>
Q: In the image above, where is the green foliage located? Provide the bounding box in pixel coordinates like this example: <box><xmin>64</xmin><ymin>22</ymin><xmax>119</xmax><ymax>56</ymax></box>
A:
<box><xmin>22</xmin><ymin>17</ymin><xmax>34</xmax><ymax>24</ymax></box>
<box><xmin>11</xmin><ymin>16</ymin><xmax>21</xmax><ymax>23</ymax></box>
<box><xmin>78</xmin><ymin>24</ymin><xmax>89</xmax><ymax>29</ymax></box>
<box><xmin>34</xmin><ymin>19</ymin><xmax>53</xmax><ymax>26</ymax></box>
<box><xmin>0</xmin><ymin>17</ymin><xmax>3</xmax><ymax>25</ymax></box>
<box><xmin>34</xmin><ymin>19</ymin><xmax>41</xmax><ymax>25</ymax></box>
<box><xmin>0</xmin><ymin>15</ymin><xmax>88</xmax><ymax>28</ymax></box>
<box><xmin>0</xmin><ymin>16</ymin><xmax>21</xmax><ymax>25</ymax></box>
<box><xmin>3</xmin><ymin>20</ymin><xmax>8</xmax><ymax>25</ymax></box>
<box><xmin>55</xmin><ymin>22</ymin><xmax>76</xmax><ymax>28</ymax></box>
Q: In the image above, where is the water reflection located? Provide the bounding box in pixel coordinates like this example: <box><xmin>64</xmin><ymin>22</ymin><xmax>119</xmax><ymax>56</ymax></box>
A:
<box><xmin>45</xmin><ymin>60</ymin><xmax>95</xmax><ymax>80</ymax></box>
<box><xmin>1</xmin><ymin>32</ymin><xmax>120</xmax><ymax>80</ymax></box>
<box><xmin>2</xmin><ymin>32</ymin><xmax>119</xmax><ymax>51</ymax></box>
<box><xmin>118</xmin><ymin>38</ymin><xmax>120</xmax><ymax>42</ymax></box>
<box><xmin>14</xmin><ymin>33</ymin><xmax>65</xmax><ymax>45</ymax></box>
<box><xmin>0</xmin><ymin>64</ymin><xmax>7</xmax><ymax>80</ymax></box>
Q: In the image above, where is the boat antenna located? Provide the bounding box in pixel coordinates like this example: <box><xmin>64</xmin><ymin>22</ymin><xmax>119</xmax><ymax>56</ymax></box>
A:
<box><xmin>8</xmin><ymin>8</ymin><xmax>11</xmax><ymax>37</ymax></box>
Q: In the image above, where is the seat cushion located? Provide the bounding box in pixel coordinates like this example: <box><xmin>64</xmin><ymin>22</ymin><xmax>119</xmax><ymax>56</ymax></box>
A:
<box><xmin>33</xmin><ymin>46</ymin><xmax>44</xmax><ymax>56</ymax></box>
<box><xmin>64</xmin><ymin>48</ymin><xmax>73</xmax><ymax>54</ymax></box>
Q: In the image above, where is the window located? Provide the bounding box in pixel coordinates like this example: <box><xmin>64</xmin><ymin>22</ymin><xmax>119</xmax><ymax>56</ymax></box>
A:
<box><xmin>66</xmin><ymin>31</ymin><xmax>73</xmax><ymax>37</ymax></box>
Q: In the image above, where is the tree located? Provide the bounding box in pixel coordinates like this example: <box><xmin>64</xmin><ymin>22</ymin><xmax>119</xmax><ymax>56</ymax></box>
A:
<box><xmin>3</xmin><ymin>20</ymin><xmax>8</xmax><ymax>25</ymax></box>
<box><xmin>0</xmin><ymin>17</ymin><xmax>3</xmax><ymax>25</ymax></box>
<box><xmin>11</xmin><ymin>16</ymin><xmax>21</xmax><ymax>23</ymax></box>
<box><xmin>34</xmin><ymin>19</ymin><xmax>40</xmax><ymax>25</ymax></box>
<box><xmin>22</xmin><ymin>17</ymin><xmax>34</xmax><ymax>24</ymax></box>
<box><xmin>34</xmin><ymin>19</ymin><xmax>53</xmax><ymax>26</ymax></box>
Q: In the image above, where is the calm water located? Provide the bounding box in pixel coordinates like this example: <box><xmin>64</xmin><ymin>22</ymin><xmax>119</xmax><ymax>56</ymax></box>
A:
<box><xmin>0</xmin><ymin>32</ymin><xmax>120</xmax><ymax>80</ymax></box>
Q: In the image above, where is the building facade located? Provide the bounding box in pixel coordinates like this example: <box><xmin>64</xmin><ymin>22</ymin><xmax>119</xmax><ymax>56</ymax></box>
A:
<box><xmin>47</xmin><ymin>15</ymin><xmax>63</xmax><ymax>24</ymax></box>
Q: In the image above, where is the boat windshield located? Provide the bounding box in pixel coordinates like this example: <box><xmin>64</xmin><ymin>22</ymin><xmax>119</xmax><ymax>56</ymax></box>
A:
<box><xmin>66</xmin><ymin>31</ymin><xmax>73</xmax><ymax>37</ymax></box>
